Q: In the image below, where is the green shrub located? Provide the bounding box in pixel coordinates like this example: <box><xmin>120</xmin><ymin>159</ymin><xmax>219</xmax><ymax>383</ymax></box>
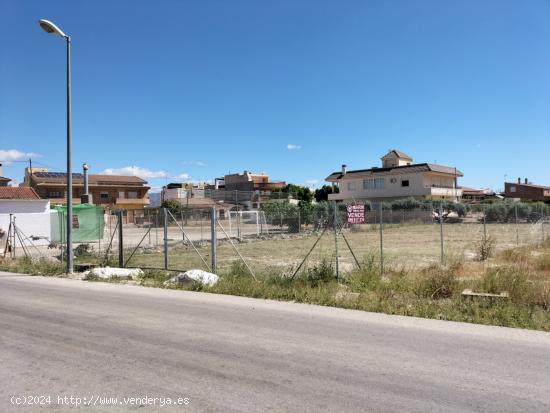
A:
<box><xmin>346</xmin><ymin>254</ymin><xmax>380</xmax><ymax>292</ymax></box>
<box><xmin>415</xmin><ymin>261</ymin><xmax>461</xmax><ymax>299</ymax></box>
<box><xmin>0</xmin><ymin>257</ymin><xmax>64</xmax><ymax>276</ymax></box>
<box><xmin>305</xmin><ymin>258</ymin><xmax>335</xmax><ymax>287</ymax></box>
<box><xmin>477</xmin><ymin>266</ymin><xmax>530</xmax><ymax>304</ymax></box>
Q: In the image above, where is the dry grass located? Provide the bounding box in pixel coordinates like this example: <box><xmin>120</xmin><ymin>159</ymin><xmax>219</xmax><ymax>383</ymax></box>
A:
<box><xmin>3</xmin><ymin>223</ymin><xmax>549</xmax><ymax>331</ymax></box>
<box><xmin>121</xmin><ymin>222</ymin><xmax>544</xmax><ymax>276</ymax></box>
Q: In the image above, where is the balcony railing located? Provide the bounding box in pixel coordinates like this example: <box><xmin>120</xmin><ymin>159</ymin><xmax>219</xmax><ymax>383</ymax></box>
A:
<box><xmin>115</xmin><ymin>198</ymin><xmax>150</xmax><ymax>205</ymax></box>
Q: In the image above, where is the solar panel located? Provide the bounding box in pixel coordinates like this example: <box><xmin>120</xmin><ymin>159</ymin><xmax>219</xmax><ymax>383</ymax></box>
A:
<box><xmin>34</xmin><ymin>172</ymin><xmax>84</xmax><ymax>178</ymax></box>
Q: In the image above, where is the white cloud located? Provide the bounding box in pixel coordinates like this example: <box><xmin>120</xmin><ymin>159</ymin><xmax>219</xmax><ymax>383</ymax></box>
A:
<box><xmin>182</xmin><ymin>161</ymin><xmax>208</xmax><ymax>167</ymax></box>
<box><xmin>305</xmin><ymin>179</ymin><xmax>319</xmax><ymax>185</ymax></box>
<box><xmin>286</xmin><ymin>144</ymin><xmax>302</xmax><ymax>150</ymax></box>
<box><xmin>174</xmin><ymin>173</ymin><xmax>191</xmax><ymax>180</ymax></box>
<box><xmin>101</xmin><ymin>166</ymin><xmax>168</xmax><ymax>179</ymax></box>
<box><xmin>0</xmin><ymin>149</ymin><xmax>42</xmax><ymax>163</ymax></box>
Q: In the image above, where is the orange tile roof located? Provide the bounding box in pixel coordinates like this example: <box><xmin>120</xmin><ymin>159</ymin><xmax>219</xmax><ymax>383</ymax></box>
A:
<box><xmin>0</xmin><ymin>187</ymin><xmax>41</xmax><ymax>200</ymax></box>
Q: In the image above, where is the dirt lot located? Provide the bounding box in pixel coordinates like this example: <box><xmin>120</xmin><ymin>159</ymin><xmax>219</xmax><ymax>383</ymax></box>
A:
<box><xmin>123</xmin><ymin>221</ymin><xmax>547</xmax><ymax>274</ymax></box>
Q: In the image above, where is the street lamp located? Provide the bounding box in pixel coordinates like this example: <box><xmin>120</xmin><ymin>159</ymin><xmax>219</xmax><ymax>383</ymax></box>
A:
<box><xmin>39</xmin><ymin>19</ymin><xmax>73</xmax><ymax>274</ymax></box>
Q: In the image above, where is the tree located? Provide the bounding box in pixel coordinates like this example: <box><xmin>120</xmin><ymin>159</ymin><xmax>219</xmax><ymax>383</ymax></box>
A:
<box><xmin>314</xmin><ymin>185</ymin><xmax>339</xmax><ymax>202</ymax></box>
<box><xmin>161</xmin><ymin>199</ymin><xmax>182</xmax><ymax>214</ymax></box>
<box><xmin>273</xmin><ymin>184</ymin><xmax>314</xmax><ymax>203</ymax></box>
<box><xmin>261</xmin><ymin>201</ymin><xmax>300</xmax><ymax>232</ymax></box>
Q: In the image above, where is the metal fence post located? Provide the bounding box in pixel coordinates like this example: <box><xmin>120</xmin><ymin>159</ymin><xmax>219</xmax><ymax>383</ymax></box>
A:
<box><xmin>210</xmin><ymin>207</ymin><xmax>217</xmax><ymax>273</ymax></box>
<box><xmin>439</xmin><ymin>205</ymin><xmax>444</xmax><ymax>264</ymax></box>
<box><xmin>540</xmin><ymin>205</ymin><xmax>545</xmax><ymax>242</ymax></box>
<box><xmin>333</xmin><ymin>201</ymin><xmax>339</xmax><ymax>281</ymax></box>
<box><xmin>155</xmin><ymin>212</ymin><xmax>159</xmax><ymax>246</ymax></box>
<box><xmin>201</xmin><ymin>210</ymin><xmax>204</xmax><ymax>243</ymax></box>
<box><xmin>259</xmin><ymin>210</ymin><xmax>264</xmax><ymax>235</ymax></box>
<box><xmin>379</xmin><ymin>203</ymin><xmax>384</xmax><ymax>276</ymax></box>
<box><xmin>515</xmin><ymin>204</ymin><xmax>519</xmax><ymax>246</ymax></box>
<box><xmin>237</xmin><ymin>210</ymin><xmax>242</xmax><ymax>242</ymax></box>
<box><xmin>483</xmin><ymin>205</ymin><xmax>487</xmax><ymax>242</ymax></box>
<box><xmin>117</xmin><ymin>210</ymin><xmax>124</xmax><ymax>267</ymax></box>
<box><xmin>163</xmin><ymin>207</ymin><xmax>168</xmax><ymax>270</ymax></box>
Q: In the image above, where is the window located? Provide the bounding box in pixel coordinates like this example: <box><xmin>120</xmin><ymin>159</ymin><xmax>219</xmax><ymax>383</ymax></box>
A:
<box><xmin>128</xmin><ymin>191</ymin><xmax>138</xmax><ymax>199</ymax></box>
<box><xmin>401</xmin><ymin>180</ymin><xmax>410</xmax><ymax>187</ymax></box>
<box><xmin>118</xmin><ymin>191</ymin><xmax>125</xmax><ymax>199</ymax></box>
<box><xmin>363</xmin><ymin>178</ymin><xmax>385</xmax><ymax>190</ymax></box>
<box><xmin>347</xmin><ymin>182</ymin><xmax>356</xmax><ymax>191</ymax></box>
<box><xmin>510</xmin><ymin>186</ymin><xmax>516</xmax><ymax>193</ymax></box>
<box><xmin>100</xmin><ymin>192</ymin><xmax>109</xmax><ymax>200</ymax></box>
<box><xmin>48</xmin><ymin>191</ymin><xmax>61</xmax><ymax>198</ymax></box>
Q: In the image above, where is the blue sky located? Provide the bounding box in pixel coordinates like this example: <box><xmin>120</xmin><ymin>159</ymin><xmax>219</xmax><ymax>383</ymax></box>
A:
<box><xmin>1</xmin><ymin>0</ymin><xmax>549</xmax><ymax>192</ymax></box>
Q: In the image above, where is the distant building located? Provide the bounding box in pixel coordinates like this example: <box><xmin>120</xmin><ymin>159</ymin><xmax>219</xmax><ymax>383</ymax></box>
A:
<box><xmin>0</xmin><ymin>163</ymin><xmax>11</xmax><ymax>186</ymax></box>
<box><xmin>504</xmin><ymin>178</ymin><xmax>550</xmax><ymax>202</ymax></box>
<box><xmin>160</xmin><ymin>182</ymin><xmax>235</xmax><ymax>217</ymax></box>
<box><xmin>460</xmin><ymin>187</ymin><xmax>500</xmax><ymax>203</ymax></box>
<box><xmin>0</xmin><ymin>176</ymin><xmax>10</xmax><ymax>187</ymax></box>
<box><xmin>326</xmin><ymin>149</ymin><xmax>463</xmax><ymax>202</ymax></box>
<box><xmin>22</xmin><ymin>167</ymin><xmax>150</xmax><ymax>221</ymax></box>
<box><xmin>161</xmin><ymin>182</ymin><xmax>207</xmax><ymax>204</ymax></box>
<box><xmin>223</xmin><ymin>171</ymin><xmax>286</xmax><ymax>209</ymax></box>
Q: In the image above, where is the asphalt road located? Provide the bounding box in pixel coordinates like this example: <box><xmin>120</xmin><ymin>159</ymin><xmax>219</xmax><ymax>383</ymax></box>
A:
<box><xmin>1</xmin><ymin>272</ymin><xmax>549</xmax><ymax>412</ymax></box>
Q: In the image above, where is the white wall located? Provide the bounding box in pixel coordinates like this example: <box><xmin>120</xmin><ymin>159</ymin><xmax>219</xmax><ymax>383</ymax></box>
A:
<box><xmin>0</xmin><ymin>200</ymin><xmax>51</xmax><ymax>246</ymax></box>
<box><xmin>0</xmin><ymin>200</ymin><xmax>49</xmax><ymax>214</ymax></box>
<box><xmin>332</xmin><ymin>172</ymin><xmax>426</xmax><ymax>200</ymax></box>
<box><xmin>329</xmin><ymin>172</ymin><xmax>460</xmax><ymax>201</ymax></box>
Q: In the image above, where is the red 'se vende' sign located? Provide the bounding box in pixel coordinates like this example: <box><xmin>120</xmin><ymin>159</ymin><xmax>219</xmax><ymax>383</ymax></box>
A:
<box><xmin>346</xmin><ymin>205</ymin><xmax>365</xmax><ymax>224</ymax></box>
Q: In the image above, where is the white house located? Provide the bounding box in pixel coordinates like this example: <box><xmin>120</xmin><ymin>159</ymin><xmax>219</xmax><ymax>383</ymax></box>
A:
<box><xmin>326</xmin><ymin>150</ymin><xmax>463</xmax><ymax>202</ymax></box>
<box><xmin>0</xmin><ymin>187</ymin><xmax>51</xmax><ymax>247</ymax></box>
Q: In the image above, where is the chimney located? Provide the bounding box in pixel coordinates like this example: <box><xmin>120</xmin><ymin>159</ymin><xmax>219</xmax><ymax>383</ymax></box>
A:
<box><xmin>518</xmin><ymin>177</ymin><xmax>521</xmax><ymax>184</ymax></box>
<box><xmin>341</xmin><ymin>164</ymin><xmax>347</xmax><ymax>175</ymax></box>
<box><xmin>81</xmin><ymin>163</ymin><xmax>91</xmax><ymax>204</ymax></box>
<box><xmin>524</xmin><ymin>178</ymin><xmax>528</xmax><ymax>184</ymax></box>
<box><xmin>0</xmin><ymin>163</ymin><xmax>3</xmax><ymax>177</ymax></box>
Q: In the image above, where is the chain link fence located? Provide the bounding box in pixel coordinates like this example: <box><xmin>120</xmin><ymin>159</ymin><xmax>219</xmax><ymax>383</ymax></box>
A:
<box><xmin>3</xmin><ymin>201</ymin><xmax>549</xmax><ymax>278</ymax></box>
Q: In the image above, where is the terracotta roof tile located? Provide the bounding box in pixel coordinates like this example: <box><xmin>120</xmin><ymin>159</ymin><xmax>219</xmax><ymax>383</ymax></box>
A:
<box><xmin>32</xmin><ymin>172</ymin><xmax>147</xmax><ymax>185</ymax></box>
<box><xmin>0</xmin><ymin>187</ymin><xmax>41</xmax><ymax>200</ymax></box>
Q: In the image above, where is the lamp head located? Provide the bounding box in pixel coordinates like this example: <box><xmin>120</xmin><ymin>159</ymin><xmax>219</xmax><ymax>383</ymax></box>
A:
<box><xmin>39</xmin><ymin>19</ymin><xmax>67</xmax><ymax>37</ymax></box>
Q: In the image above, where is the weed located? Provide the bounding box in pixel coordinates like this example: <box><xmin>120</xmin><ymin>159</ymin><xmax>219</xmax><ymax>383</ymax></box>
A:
<box><xmin>500</xmin><ymin>247</ymin><xmax>531</xmax><ymax>264</ymax></box>
<box><xmin>138</xmin><ymin>269</ymin><xmax>173</xmax><ymax>287</ymax></box>
<box><xmin>477</xmin><ymin>266</ymin><xmax>530</xmax><ymax>304</ymax></box>
<box><xmin>304</xmin><ymin>258</ymin><xmax>335</xmax><ymax>287</ymax></box>
<box><xmin>0</xmin><ymin>257</ymin><xmax>64</xmax><ymax>276</ymax></box>
<box><xmin>346</xmin><ymin>254</ymin><xmax>381</xmax><ymax>292</ymax></box>
<box><xmin>475</xmin><ymin>236</ymin><xmax>496</xmax><ymax>261</ymax></box>
<box><xmin>535</xmin><ymin>254</ymin><xmax>550</xmax><ymax>271</ymax></box>
<box><xmin>415</xmin><ymin>262</ymin><xmax>460</xmax><ymax>299</ymax></box>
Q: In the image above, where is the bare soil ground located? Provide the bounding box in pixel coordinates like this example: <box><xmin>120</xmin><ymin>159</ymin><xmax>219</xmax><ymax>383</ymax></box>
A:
<box><xmin>123</xmin><ymin>222</ymin><xmax>546</xmax><ymax>274</ymax></box>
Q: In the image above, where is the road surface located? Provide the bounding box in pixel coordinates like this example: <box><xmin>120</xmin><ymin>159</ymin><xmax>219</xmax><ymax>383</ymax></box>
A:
<box><xmin>0</xmin><ymin>272</ymin><xmax>549</xmax><ymax>412</ymax></box>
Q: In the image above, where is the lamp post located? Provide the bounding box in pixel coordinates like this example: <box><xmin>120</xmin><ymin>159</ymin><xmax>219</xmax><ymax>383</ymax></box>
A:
<box><xmin>39</xmin><ymin>19</ymin><xmax>73</xmax><ymax>273</ymax></box>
